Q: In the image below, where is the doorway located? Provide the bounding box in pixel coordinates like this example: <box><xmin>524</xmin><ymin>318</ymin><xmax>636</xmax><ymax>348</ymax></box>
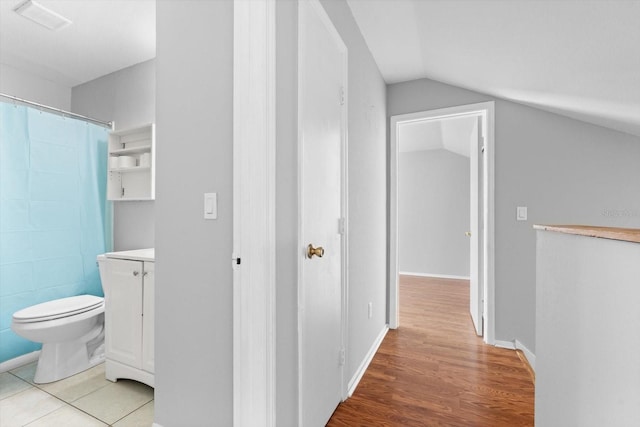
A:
<box><xmin>389</xmin><ymin>102</ymin><xmax>495</xmax><ymax>344</ymax></box>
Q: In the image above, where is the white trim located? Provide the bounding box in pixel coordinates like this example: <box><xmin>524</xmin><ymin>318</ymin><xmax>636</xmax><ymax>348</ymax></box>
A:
<box><xmin>515</xmin><ymin>339</ymin><xmax>536</xmax><ymax>372</ymax></box>
<box><xmin>232</xmin><ymin>1</ymin><xmax>277</xmax><ymax>426</ymax></box>
<box><xmin>399</xmin><ymin>271</ymin><xmax>470</xmax><ymax>281</ymax></box>
<box><xmin>494</xmin><ymin>339</ymin><xmax>536</xmax><ymax>372</ymax></box>
<box><xmin>0</xmin><ymin>351</ymin><xmax>40</xmax><ymax>373</ymax></box>
<box><xmin>389</xmin><ymin>101</ymin><xmax>496</xmax><ymax>345</ymax></box>
<box><xmin>347</xmin><ymin>326</ymin><xmax>388</xmax><ymax>397</ymax></box>
<box><xmin>494</xmin><ymin>339</ymin><xmax>516</xmax><ymax>350</ymax></box>
<box><xmin>152</xmin><ymin>424</ymin><xmax>164</xmax><ymax>427</ymax></box>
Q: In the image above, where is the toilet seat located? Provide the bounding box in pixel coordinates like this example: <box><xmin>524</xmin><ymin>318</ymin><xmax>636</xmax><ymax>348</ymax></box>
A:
<box><xmin>13</xmin><ymin>295</ymin><xmax>104</xmax><ymax>323</ymax></box>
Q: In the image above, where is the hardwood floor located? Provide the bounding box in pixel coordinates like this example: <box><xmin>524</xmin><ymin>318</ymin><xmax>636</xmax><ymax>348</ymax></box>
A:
<box><xmin>328</xmin><ymin>275</ymin><xmax>534</xmax><ymax>426</ymax></box>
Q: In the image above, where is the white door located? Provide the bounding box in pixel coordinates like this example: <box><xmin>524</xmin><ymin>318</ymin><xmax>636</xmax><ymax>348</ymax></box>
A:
<box><xmin>299</xmin><ymin>0</ymin><xmax>346</xmax><ymax>425</ymax></box>
<box><xmin>469</xmin><ymin>117</ymin><xmax>483</xmax><ymax>336</ymax></box>
<box><xmin>105</xmin><ymin>259</ymin><xmax>143</xmax><ymax>367</ymax></box>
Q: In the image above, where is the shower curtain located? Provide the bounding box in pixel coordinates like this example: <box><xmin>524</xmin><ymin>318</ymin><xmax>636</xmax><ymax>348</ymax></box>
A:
<box><xmin>0</xmin><ymin>101</ymin><xmax>112</xmax><ymax>363</ymax></box>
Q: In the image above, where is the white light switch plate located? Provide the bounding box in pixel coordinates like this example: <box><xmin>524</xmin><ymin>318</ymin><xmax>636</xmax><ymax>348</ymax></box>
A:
<box><xmin>204</xmin><ymin>193</ymin><xmax>217</xmax><ymax>219</ymax></box>
<box><xmin>517</xmin><ymin>206</ymin><xmax>528</xmax><ymax>221</ymax></box>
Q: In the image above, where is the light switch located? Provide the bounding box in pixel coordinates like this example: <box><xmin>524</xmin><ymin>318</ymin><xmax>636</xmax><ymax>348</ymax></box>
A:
<box><xmin>204</xmin><ymin>193</ymin><xmax>217</xmax><ymax>219</ymax></box>
<box><xmin>517</xmin><ymin>206</ymin><xmax>528</xmax><ymax>221</ymax></box>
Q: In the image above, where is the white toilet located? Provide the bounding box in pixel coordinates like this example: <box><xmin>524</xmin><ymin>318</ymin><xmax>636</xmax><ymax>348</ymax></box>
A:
<box><xmin>11</xmin><ymin>295</ymin><xmax>106</xmax><ymax>384</ymax></box>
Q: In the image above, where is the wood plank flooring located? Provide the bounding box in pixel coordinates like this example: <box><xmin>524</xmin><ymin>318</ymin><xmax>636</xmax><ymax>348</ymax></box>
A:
<box><xmin>328</xmin><ymin>275</ymin><xmax>534</xmax><ymax>426</ymax></box>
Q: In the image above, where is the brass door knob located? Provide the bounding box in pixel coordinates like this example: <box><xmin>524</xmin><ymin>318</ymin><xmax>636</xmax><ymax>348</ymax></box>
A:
<box><xmin>465</xmin><ymin>231</ymin><xmax>472</xmax><ymax>237</ymax></box>
<box><xmin>307</xmin><ymin>244</ymin><xmax>325</xmax><ymax>258</ymax></box>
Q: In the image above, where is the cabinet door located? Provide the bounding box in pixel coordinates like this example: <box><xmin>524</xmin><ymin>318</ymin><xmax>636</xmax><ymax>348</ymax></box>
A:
<box><xmin>105</xmin><ymin>259</ymin><xmax>143</xmax><ymax>368</ymax></box>
<box><xmin>142</xmin><ymin>262</ymin><xmax>155</xmax><ymax>373</ymax></box>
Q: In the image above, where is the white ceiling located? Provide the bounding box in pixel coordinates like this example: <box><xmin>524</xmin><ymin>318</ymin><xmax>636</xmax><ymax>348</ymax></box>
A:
<box><xmin>0</xmin><ymin>0</ymin><xmax>155</xmax><ymax>88</ymax></box>
<box><xmin>347</xmin><ymin>0</ymin><xmax>640</xmax><ymax>137</ymax></box>
<box><xmin>399</xmin><ymin>115</ymin><xmax>477</xmax><ymax>157</ymax></box>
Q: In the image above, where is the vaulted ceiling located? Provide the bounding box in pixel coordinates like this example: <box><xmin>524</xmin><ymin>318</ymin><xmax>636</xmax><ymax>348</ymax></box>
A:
<box><xmin>347</xmin><ymin>0</ymin><xmax>640</xmax><ymax>137</ymax></box>
<box><xmin>2</xmin><ymin>0</ymin><xmax>638</xmax><ymax>139</ymax></box>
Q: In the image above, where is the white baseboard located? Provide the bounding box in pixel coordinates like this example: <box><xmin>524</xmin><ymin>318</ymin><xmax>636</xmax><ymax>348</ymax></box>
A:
<box><xmin>399</xmin><ymin>271</ymin><xmax>470</xmax><ymax>281</ymax></box>
<box><xmin>152</xmin><ymin>424</ymin><xmax>164</xmax><ymax>427</ymax></box>
<box><xmin>0</xmin><ymin>351</ymin><xmax>40</xmax><ymax>374</ymax></box>
<box><xmin>493</xmin><ymin>339</ymin><xmax>536</xmax><ymax>372</ymax></box>
<box><xmin>494</xmin><ymin>339</ymin><xmax>516</xmax><ymax>350</ymax></box>
<box><xmin>515</xmin><ymin>339</ymin><xmax>536</xmax><ymax>372</ymax></box>
<box><xmin>347</xmin><ymin>325</ymin><xmax>388</xmax><ymax>397</ymax></box>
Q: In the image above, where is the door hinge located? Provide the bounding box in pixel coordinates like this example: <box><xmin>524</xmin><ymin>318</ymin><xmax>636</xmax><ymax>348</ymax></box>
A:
<box><xmin>338</xmin><ymin>217</ymin><xmax>346</xmax><ymax>235</ymax></box>
<box><xmin>340</xmin><ymin>87</ymin><xmax>345</xmax><ymax>106</ymax></box>
<box><xmin>339</xmin><ymin>348</ymin><xmax>345</xmax><ymax>366</ymax></box>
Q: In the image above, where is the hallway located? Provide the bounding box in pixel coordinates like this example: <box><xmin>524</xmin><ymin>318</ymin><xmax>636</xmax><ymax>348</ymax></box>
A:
<box><xmin>328</xmin><ymin>275</ymin><xmax>534</xmax><ymax>426</ymax></box>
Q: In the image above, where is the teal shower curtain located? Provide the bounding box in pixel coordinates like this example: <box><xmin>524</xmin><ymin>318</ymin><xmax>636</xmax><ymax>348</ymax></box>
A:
<box><xmin>0</xmin><ymin>101</ymin><xmax>112</xmax><ymax>363</ymax></box>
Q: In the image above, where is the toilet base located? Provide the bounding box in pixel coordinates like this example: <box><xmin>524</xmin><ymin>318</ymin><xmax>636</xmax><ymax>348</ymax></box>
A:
<box><xmin>33</xmin><ymin>324</ymin><xmax>105</xmax><ymax>384</ymax></box>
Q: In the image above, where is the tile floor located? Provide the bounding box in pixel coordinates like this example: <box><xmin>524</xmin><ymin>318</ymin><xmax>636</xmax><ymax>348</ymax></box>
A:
<box><xmin>0</xmin><ymin>362</ymin><xmax>154</xmax><ymax>427</ymax></box>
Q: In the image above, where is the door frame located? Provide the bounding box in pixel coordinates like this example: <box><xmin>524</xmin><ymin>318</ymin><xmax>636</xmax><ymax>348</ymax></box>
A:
<box><xmin>389</xmin><ymin>101</ymin><xmax>495</xmax><ymax>345</ymax></box>
<box><xmin>297</xmin><ymin>0</ymin><xmax>350</xmax><ymax>421</ymax></box>
<box><xmin>232</xmin><ymin>0</ymin><xmax>277</xmax><ymax>426</ymax></box>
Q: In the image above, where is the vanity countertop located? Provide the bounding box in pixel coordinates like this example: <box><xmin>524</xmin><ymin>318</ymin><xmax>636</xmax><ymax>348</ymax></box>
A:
<box><xmin>533</xmin><ymin>225</ymin><xmax>640</xmax><ymax>244</ymax></box>
<box><xmin>105</xmin><ymin>248</ymin><xmax>155</xmax><ymax>262</ymax></box>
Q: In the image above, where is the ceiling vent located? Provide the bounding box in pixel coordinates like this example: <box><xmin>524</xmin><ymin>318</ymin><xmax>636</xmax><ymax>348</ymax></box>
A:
<box><xmin>14</xmin><ymin>0</ymin><xmax>72</xmax><ymax>31</ymax></box>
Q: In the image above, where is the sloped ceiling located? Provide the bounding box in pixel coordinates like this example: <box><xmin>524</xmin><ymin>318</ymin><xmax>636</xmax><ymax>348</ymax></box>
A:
<box><xmin>347</xmin><ymin>0</ymin><xmax>640</xmax><ymax>137</ymax></box>
<box><xmin>0</xmin><ymin>0</ymin><xmax>155</xmax><ymax>88</ymax></box>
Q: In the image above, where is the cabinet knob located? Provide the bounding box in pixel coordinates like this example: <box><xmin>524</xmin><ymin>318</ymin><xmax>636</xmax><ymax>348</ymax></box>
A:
<box><xmin>133</xmin><ymin>271</ymin><xmax>140</xmax><ymax>276</ymax></box>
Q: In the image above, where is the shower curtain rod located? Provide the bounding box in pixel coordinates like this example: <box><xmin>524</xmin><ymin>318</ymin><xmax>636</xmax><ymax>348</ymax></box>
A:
<box><xmin>0</xmin><ymin>93</ymin><xmax>113</xmax><ymax>129</ymax></box>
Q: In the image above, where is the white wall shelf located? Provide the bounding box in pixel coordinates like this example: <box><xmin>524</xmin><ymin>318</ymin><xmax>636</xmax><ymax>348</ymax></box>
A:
<box><xmin>107</xmin><ymin>124</ymin><xmax>155</xmax><ymax>201</ymax></box>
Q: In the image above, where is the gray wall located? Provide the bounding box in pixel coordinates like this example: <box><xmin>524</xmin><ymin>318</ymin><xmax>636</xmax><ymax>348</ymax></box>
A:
<box><xmin>275</xmin><ymin>0</ymin><xmax>387</xmax><ymax>422</ymax></box>
<box><xmin>71</xmin><ymin>59</ymin><xmax>156</xmax><ymax>251</ymax></box>
<box><xmin>0</xmin><ymin>63</ymin><xmax>71</xmax><ymax>110</ymax></box>
<box><xmin>320</xmin><ymin>0</ymin><xmax>388</xmax><ymax>391</ymax></box>
<box><xmin>399</xmin><ymin>149</ymin><xmax>470</xmax><ymax>277</ymax></box>
<box><xmin>388</xmin><ymin>78</ymin><xmax>640</xmax><ymax>353</ymax></box>
<box><xmin>155</xmin><ymin>1</ymin><xmax>233</xmax><ymax>426</ymax></box>
<box><xmin>275</xmin><ymin>0</ymin><xmax>299</xmax><ymax>424</ymax></box>
<box><xmin>153</xmin><ymin>0</ymin><xmax>380</xmax><ymax>423</ymax></box>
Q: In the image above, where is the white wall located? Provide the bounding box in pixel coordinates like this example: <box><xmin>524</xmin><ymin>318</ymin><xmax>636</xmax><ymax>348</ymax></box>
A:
<box><xmin>388</xmin><ymin>78</ymin><xmax>640</xmax><ymax>353</ymax></box>
<box><xmin>71</xmin><ymin>59</ymin><xmax>156</xmax><ymax>251</ymax></box>
<box><xmin>536</xmin><ymin>231</ymin><xmax>640</xmax><ymax>426</ymax></box>
<box><xmin>0</xmin><ymin>63</ymin><xmax>71</xmax><ymax>111</ymax></box>
<box><xmin>155</xmin><ymin>1</ymin><xmax>233</xmax><ymax>426</ymax></box>
<box><xmin>399</xmin><ymin>149</ymin><xmax>470</xmax><ymax>277</ymax></box>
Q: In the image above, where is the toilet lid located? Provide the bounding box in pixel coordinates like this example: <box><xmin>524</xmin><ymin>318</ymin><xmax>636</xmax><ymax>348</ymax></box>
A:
<box><xmin>13</xmin><ymin>295</ymin><xmax>104</xmax><ymax>323</ymax></box>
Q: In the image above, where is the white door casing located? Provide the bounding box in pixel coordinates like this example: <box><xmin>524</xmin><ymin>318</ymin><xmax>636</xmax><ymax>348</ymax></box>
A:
<box><xmin>389</xmin><ymin>102</ymin><xmax>495</xmax><ymax>345</ymax></box>
<box><xmin>298</xmin><ymin>0</ymin><xmax>348</xmax><ymax>425</ymax></box>
<box><xmin>469</xmin><ymin>117</ymin><xmax>482</xmax><ymax>336</ymax></box>
<box><xmin>232</xmin><ymin>0</ymin><xmax>276</xmax><ymax>426</ymax></box>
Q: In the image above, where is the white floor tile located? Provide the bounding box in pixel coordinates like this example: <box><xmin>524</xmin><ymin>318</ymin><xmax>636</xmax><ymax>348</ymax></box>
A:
<box><xmin>0</xmin><ymin>388</ymin><xmax>63</xmax><ymax>427</ymax></box>
<box><xmin>38</xmin><ymin>363</ymin><xmax>110</xmax><ymax>402</ymax></box>
<box><xmin>113</xmin><ymin>400</ymin><xmax>154</xmax><ymax>427</ymax></box>
<box><xmin>24</xmin><ymin>405</ymin><xmax>107</xmax><ymax>427</ymax></box>
<box><xmin>72</xmin><ymin>380</ymin><xmax>154</xmax><ymax>425</ymax></box>
<box><xmin>0</xmin><ymin>373</ymin><xmax>32</xmax><ymax>400</ymax></box>
<box><xmin>9</xmin><ymin>362</ymin><xmax>37</xmax><ymax>384</ymax></box>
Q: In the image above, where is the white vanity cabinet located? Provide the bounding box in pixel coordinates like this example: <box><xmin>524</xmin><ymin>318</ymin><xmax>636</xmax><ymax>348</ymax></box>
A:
<box><xmin>103</xmin><ymin>249</ymin><xmax>155</xmax><ymax>387</ymax></box>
